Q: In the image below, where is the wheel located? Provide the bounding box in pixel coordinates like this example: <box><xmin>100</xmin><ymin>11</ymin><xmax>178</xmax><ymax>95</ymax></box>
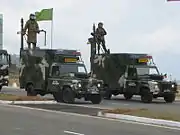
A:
<box><xmin>141</xmin><ymin>90</ymin><xmax>153</xmax><ymax>103</ymax></box>
<box><xmin>103</xmin><ymin>86</ymin><xmax>112</xmax><ymax>100</ymax></box>
<box><xmin>104</xmin><ymin>91</ymin><xmax>112</xmax><ymax>100</ymax></box>
<box><xmin>62</xmin><ymin>87</ymin><xmax>75</xmax><ymax>104</ymax></box>
<box><xmin>0</xmin><ymin>85</ymin><xmax>2</xmax><ymax>92</ymax></box>
<box><xmin>53</xmin><ymin>91</ymin><xmax>63</xmax><ymax>102</ymax></box>
<box><xmin>164</xmin><ymin>93</ymin><xmax>176</xmax><ymax>103</ymax></box>
<box><xmin>26</xmin><ymin>84</ymin><xmax>37</xmax><ymax>96</ymax></box>
<box><xmin>90</xmin><ymin>94</ymin><xmax>102</xmax><ymax>104</ymax></box>
<box><xmin>123</xmin><ymin>93</ymin><xmax>133</xmax><ymax>100</ymax></box>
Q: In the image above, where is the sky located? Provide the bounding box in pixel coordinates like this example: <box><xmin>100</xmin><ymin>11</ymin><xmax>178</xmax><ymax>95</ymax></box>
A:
<box><xmin>0</xmin><ymin>0</ymin><xmax>180</xmax><ymax>79</ymax></box>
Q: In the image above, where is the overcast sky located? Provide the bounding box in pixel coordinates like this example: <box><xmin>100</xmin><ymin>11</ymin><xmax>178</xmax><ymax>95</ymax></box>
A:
<box><xmin>0</xmin><ymin>0</ymin><xmax>180</xmax><ymax>79</ymax></box>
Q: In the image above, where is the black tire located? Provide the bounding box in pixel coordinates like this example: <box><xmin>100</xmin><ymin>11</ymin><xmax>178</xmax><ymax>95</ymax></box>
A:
<box><xmin>0</xmin><ymin>85</ymin><xmax>2</xmax><ymax>92</ymax></box>
<box><xmin>164</xmin><ymin>93</ymin><xmax>176</xmax><ymax>103</ymax></box>
<box><xmin>53</xmin><ymin>91</ymin><xmax>63</xmax><ymax>102</ymax></box>
<box><xmin>103</xmin><ymin>86</ymin><xmax>112</xmax><ymax>100</ymax></box>
<box><xmin>104</xmin><ymin>91</ymin><xmax>112</xmax><ymax>100</ymax></box>
<box><xmin>26</xmin><ymin>84</ymin><xmax>37</xmax><ymax>96</ymax></box>
<box><xmin>62</xmin><ymin>87</ymin><xmax>75</xmax><ymax>104</ymax></box>
<box><xmin>141</xmin><ymin>90</ymin><xmax>153</xmax><ymax>103</ymax></box>
<box><xmin>91</xmin><ymin>94</ymin><xmax>102</xmax><ymax>104</ymax></box>
<box><xmin>123</xmin><ymin>93</ymin><xmax>133</xmax><ymax>100</ymax></box>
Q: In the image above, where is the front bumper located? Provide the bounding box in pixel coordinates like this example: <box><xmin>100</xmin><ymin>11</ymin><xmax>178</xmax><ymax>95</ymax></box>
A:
<box><xmin>74</xmin><ymin>86</ymin><xmax>102</xmax><ymax>95</ymax></box>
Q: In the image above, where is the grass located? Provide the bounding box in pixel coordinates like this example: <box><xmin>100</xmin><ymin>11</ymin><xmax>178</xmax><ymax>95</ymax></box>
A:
<box><xmin>103</xmin><ymin>108</ymin><xmax>180</xmax><ymax>122</ymax></box>
<box><xmin>0</xmin><ymin>93</ymin><xmax>51</xmax><ymax>101</ymax></box>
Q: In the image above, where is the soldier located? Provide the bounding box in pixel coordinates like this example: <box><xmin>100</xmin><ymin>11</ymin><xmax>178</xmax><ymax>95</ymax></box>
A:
<box><xmin>23</xmin><ymin>13</ymin><xmax>40</xmax><ymax>49</ymax></box>
<box><xmin>95</xmin><ymin>22</ymin><xmax>108</xmax><ymax>54</ymax></box>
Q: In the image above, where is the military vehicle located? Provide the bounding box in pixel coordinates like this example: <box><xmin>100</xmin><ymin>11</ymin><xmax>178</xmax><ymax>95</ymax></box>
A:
<box><xmin>18</xmin><ymin>18</ymin><xmax>103</xmax><ymax>104</ymax></box>
<box><xmin>0</xmin><ymin>49</ymin><xmax>11</xmax><ymax>91</ymax></box>
<box><xmin>88</xmin><ymin>23</ymin><xmax>178</xmax><ymax>103</ymax></box>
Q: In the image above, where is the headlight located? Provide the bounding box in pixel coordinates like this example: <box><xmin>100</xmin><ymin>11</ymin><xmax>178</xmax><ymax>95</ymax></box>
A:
<box><xmin>172</xmin><ymin>84</ymin><xmax>175</xmax><ymax>88</ymax></box>
<box><xmin>78</xmin><ymin>83</ymin><xmax>81</xmax><ymax>87</ymax></box>
<box><xmin>155</xmin><ymin>85</ymin><xmax>159</xmax><ymax>89</ymax></box>
<box><xmin>97</xmin><ymin>83</ymin><xmax>101</xmax><ymax>87</ymax></box>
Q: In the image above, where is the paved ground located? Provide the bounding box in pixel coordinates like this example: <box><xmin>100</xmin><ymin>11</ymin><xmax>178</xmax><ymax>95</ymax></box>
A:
<box><xmin>1</xmin><ymin>87</ymin><xmax>180</xmax><ymax>114</ymax></box>
<box><xmin>0</xmin><ymin>104</ymin><xmax>179</xmax><ymax>135</ymax></box>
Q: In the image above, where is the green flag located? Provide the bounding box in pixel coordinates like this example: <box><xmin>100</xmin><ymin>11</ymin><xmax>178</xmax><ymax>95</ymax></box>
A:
<box><xmin>35</xmin><ymin>8</ymin><xmax>53</xmax><ymax>21</ymax></box>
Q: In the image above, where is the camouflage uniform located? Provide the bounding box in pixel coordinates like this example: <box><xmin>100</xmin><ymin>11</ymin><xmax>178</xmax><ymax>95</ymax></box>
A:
<box><xmin>95</xmin><ymin>22</ymin><xmax>108</xmax><ymax>54</ymax></box>
<box><xmin>23</xmin><ymin>14</ymin><xmax>40</xmax><ymax>49</ymax></box>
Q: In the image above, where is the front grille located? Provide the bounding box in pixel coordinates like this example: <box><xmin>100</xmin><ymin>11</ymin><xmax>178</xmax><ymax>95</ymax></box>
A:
<box><xmin>159</xmin><ymin>82</ymin><xmax>172</xmax><ymax>91</ymax></box>
<box><xmin>81</xmin><ymin>81</ymin><xmax>89</xmax><ymax>89</ymax></box>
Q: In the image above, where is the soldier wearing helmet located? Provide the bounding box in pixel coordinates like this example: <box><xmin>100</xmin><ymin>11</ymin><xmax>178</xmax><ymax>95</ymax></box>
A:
<box><xmin>23</xmin><ymin>13</ymin><xmax>40</xmax><ymax>49</ymax></box>
<box><xmin>95</xmin><ymin>22</ymin><xmax>108</xmax><ymax>54</ymax></box>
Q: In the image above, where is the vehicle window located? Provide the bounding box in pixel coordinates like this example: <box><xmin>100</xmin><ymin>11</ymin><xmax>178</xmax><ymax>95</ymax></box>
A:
<box><xmin>136</xmin><ymin>67</ymin><xmax>159</xmax><ymax>75</ymax></box>
<box><xmin>59</xmin><ymin>64</ymin><xmax>87</xmax><ymax>74</ymax></box>
<box><xmin>78</xmin><ymin>66</ymin><xmax>86</xmax><ymax>73</ymax></box>
<box><xmin>128</xmin><ymin>67</ymin><xmax>137</xmax><ymax>77</ymax></box>
<box><xmin>52</xmin><ymin>66</ymin><xmax>60</xmax><ymax>76</ymax></box>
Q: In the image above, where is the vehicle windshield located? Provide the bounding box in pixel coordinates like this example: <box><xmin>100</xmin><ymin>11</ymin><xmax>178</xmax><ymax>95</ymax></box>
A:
<box><xmin>136</xmin><ymin>67</ymin><xmax>159</xmax><ymax>76</ymax></box>
<box><xmin>0</xmin><ymin>53</ymin><xmax>8</xmax><ymax>65</ymax></box>
<box><xmin>52</xmin><ymin>64</ymin><xmax>87</xmax><ymax>76</ymax></box>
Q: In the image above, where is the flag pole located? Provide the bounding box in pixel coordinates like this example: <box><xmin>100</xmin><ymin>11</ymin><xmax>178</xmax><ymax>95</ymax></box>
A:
<box><xmin>51</xmin><ymin>8</ymin><xmax>53</xmax><ymax>49</ymax></box>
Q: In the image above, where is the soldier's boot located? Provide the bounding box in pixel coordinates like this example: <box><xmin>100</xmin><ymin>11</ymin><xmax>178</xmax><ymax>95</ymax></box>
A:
<box><xmin>101</xmin><ymin>43</ymin><xmax>108</xmax><ymax>54</ymax></box>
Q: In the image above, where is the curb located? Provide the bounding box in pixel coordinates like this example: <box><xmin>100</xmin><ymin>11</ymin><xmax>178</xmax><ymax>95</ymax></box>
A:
<box><xmin>0</xmin><ymin>100</ymin><xmax>58</xmax><ymax>104</ymax></box>
<box><xmin>97</xmin><ymin>111</ymin><xmax>180</xmax><ymax>128</ymax></box>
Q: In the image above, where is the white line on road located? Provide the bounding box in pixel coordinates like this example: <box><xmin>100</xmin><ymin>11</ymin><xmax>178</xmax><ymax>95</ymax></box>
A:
<box><xmin>64</xmin><ymin>130</ymin><xmax>84</xmax><ymax>135</ymax></box>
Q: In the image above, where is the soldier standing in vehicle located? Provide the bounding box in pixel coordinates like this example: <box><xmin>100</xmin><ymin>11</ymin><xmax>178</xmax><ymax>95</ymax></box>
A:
<box><xmin>23</xmin><ymin>13</ymin><xmax>40</xmax><ymax>49</ymax></box>
<box><xmin>95</xmin><ymin>22</ymin><xmax>108</xmax><ymax>54</ymax></box>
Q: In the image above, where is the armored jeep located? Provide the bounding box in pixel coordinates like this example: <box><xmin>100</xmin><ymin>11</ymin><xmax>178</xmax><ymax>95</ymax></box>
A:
<box><xmin>19</xmin><ymin>49</ymin><xmax>103</xmax><ymax>104</ymax></box>
<box><xmin>90</xmin><ymin>53</ymin><xmax>178</xmax><ymax>103</ymax></box>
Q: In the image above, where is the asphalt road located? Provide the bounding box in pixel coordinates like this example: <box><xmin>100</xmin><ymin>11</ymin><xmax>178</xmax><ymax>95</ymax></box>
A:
<box><xmin>1</xmin><ymin>87</ymin><xmax>180</xmax><ymax>114</ymax></box>
<box><xmin>0</xmin><ymin>104</ymin><xmax>179</xmax><ymax>135</ymax></box>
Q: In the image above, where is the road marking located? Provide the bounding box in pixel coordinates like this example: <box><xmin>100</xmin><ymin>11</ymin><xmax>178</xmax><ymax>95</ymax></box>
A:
<box><xmin>64</xmin><ymin>130</ymin><xmax>84</xmax><ymax>135</ymax></box>
<box><xmin>1</xmin><ymin>103</ymin><xmax>180</xmax><ymax>131</ymax></box>
<box><xmin>111</xmin><ymin>102</ymin><xmax>129</xmax><ymax>106</ymax></box>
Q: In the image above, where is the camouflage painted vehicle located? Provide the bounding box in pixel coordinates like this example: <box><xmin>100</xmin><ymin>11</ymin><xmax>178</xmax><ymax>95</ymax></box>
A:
<box><xmin>90</xmin><ymin>53</ymin><xmax>178</xmax><ymax>103</ymax></box>
<box><xmin>88</xmin><ymin>23</ymin><xmax>178</xmax><ymax>103</ymax></box>
<box><xmin>0</xmin><ymin>49</ymin><xmax>11</xmax><ymax>91</ymax></box>
<box><xmin>19</xmin><ymin>49</ymin><xmax>103</xmax><ymax>104</ymax></box>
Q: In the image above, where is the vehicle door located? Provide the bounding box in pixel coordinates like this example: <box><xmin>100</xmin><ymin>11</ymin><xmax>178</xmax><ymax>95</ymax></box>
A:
<box><xmin>47</xmin><ymin>65</ymin><xmax>61</xmax><ymax>92</ymax></box>
<box><xmin>125</xmin><ymin>66</ymin><xmax>139</xmax><ymax>94</ymax></box>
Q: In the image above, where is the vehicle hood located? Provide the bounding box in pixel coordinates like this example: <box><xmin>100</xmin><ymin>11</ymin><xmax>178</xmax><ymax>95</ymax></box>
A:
<box><xmin>59</xmin><ymin>73</ymin><xmax>103</xmax><ymax>83</ymax></box>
